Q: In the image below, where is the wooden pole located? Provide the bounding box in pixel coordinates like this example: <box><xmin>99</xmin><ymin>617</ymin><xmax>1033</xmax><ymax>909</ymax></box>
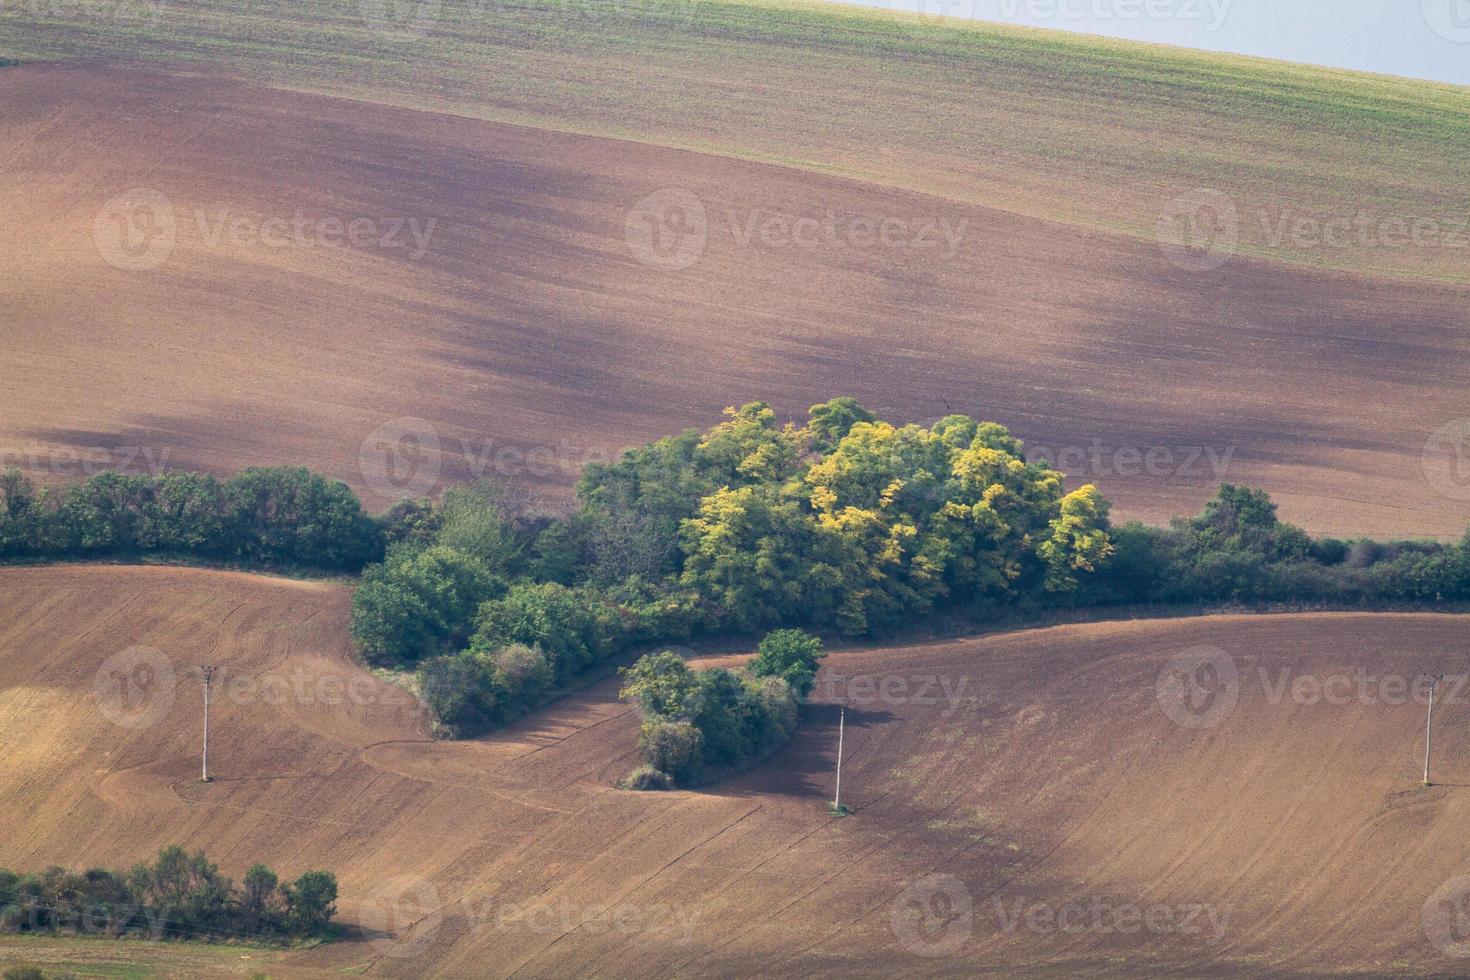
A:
<box><xmin>201</xmin><ymin>665</ymin><xmax>216</xmax><ymax>782</ymax></box>
<box><xmin>833</xmin><ymin>706</ymin><xmax>845</xmax><ymax>811</ymax></box>
<box><xmin>1424</xmin><ymin>674</ymin><xmax>1441</xmax><ymax>786</ymax></box>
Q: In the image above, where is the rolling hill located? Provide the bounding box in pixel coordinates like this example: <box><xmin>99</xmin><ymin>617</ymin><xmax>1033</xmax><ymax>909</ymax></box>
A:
<box><xmin>3</xmin><ymin>565</ymin><xmax>1470</xmax><ymax>976</ymax></box>
<box><xmin>2</xmin><ymin>58</ymin><xmax>1467</xmax><ymax>535</ymax></box>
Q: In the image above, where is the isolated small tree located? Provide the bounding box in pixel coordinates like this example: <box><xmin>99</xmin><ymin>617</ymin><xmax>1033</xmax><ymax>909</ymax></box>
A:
<box><xmin>751</xmin><ymin>629</ymin><xmax>824</xmax><ymax>698</ymax></box>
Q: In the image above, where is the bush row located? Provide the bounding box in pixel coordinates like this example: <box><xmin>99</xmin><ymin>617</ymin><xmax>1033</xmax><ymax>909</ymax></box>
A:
<box><xmin>0</xmin><ymin>467</ymin><xmax>380</xmax><ymax>572</ymax></box>
<box><xmin>1076</xmin><ymin>485</ymin><xmax>1470</xmax><ymax>607</ymax></box>
<box><xmin>0</xmin><ymin>845</ymin><xmax>336</xmax><ymax>944</ymax></box>
<box><xmin>616</xmin><ymin>629</ymin><xmax>824</xmax><ymax>788</ymax></box>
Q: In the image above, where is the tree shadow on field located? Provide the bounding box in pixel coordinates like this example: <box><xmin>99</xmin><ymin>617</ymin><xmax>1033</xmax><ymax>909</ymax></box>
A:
<box><xmin>713</xmin><ymin>702</ymin><xmax>895</xmax><ymax>803</ymax></box>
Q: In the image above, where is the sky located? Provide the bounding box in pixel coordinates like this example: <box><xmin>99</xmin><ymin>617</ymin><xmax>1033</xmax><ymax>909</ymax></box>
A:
<box><xmin>839</xmin><ymin>0</ymin><xmax>1470</xmax><ymax>88</ymax></box>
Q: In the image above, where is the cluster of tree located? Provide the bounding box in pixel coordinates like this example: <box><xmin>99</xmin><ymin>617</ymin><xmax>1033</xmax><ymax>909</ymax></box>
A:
<box><xmin>11</xmin><ymin>402</ymin><xmax>1465</xmax><ymax>749</ymax></box>
<box><xmin>354</xmin><ymin>400</ymin><xmax>1470</xmax><ymax>742</ymax></box>
<box><xmin>0</xmin><ymin>467</ymin><xmax>380</xmax><ymax>572</ymax></box>
<box><xmin>350</xmin><ymin>400</ymin><xmax>1112</xmax><ymax>737</ymax></box>
<box><xmin>1079</xmin><ymin>484</ymin><xmax>1470</xmax><ymax>608</ymax></box>
<box><xmin>616</xmin><ymin>630</ymin><xmax>824</xmax><ymax>788</ymax></box>
<box><xmin>0</xmin><ymin>845</ymin><xmax>337</xmax><ymax>944</ymax></box>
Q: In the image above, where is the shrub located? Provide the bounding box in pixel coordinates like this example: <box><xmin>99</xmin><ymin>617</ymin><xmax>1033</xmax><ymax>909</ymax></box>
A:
<box><xmin>419</xmin><ymin>652</ymin><xmax>501</xmax><ymax>738</ymax></box>
<box><xmin>351</xmin><ymin>546</ymin><xmax>502</xmax><ymax>667</ymax></box>
<box><xmin>619</xmin><ymin>766</ymin><xmax>674</xmax><ymax>791</ymax></box>
<box><xmin>472</xmin><ymin>582</ymin><xmax>619</xmax><ymax>684</ymax></box>
<box><xmin>751</xmin><ymin>628</ymin><xmax>824</xmax><ymax>697</ymax></box>
<box><xmin>620</xmin><ymin>652</ymin><xmax>802</xmax><ymax>787</ymax></box>
<box><xmin>489</xmin><ymin>643</ymin><xmax>554</xmax><ymax>702</ymax></box>
<box><xmin>284</xmin><ymin>871</ymin><xmax>338</xmax><ymax>935</ymax></box>
<box><xmin>637</xmin><ymin>719</ymin><xmax>703</xmax><ymax>782</ymax></box>
<box><xmin>0</xmin><ymin>847</ymin><xmax>333</xmax><ymax>944</ymax></box>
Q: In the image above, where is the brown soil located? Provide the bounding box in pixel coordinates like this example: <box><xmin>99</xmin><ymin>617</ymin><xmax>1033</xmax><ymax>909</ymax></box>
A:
<box><xmin>3</xmin><ymin>565</ymin><xmax>1469</xmax><ymax>976</ymax></box>
<box><xmin>3</xmin><ymin>64</ymin><xmax>1468</xmax><ymax>536</ymax></box>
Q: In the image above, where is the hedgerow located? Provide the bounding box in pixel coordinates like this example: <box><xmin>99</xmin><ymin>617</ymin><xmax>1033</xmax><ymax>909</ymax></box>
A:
<box><xmin>6</xmin><ymin>401</ymin><xmax>1466</xmax><ymax>748</ymax></box>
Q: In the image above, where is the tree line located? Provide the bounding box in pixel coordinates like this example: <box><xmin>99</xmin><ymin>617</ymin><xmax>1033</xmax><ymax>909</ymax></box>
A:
<box><xmin>0</xmin><ymin>845</ymin><xmax>337</xmax><ymax>944</ymax></box>
<box><xmin>5</xmin><ymin>400</ymin><xmax>1468</xmax><ymax>745</ymax></box>
<box><xmin>0</xmin><ymin>466</ymin><xmax>381</xmax><ymax>572</ymax></box>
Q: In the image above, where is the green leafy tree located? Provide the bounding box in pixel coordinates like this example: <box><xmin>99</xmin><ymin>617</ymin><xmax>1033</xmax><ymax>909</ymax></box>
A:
<box><xmin>242</xmin><ymin>864</ymin><xmax>280</xmax><ymax>933</ymax></box>
<box><xmin>637</xmin><ymin>719</ymin><xmax>703</xmax><ymax>781</ymax></box>
<box><xmin>687</xmin><ymin>667</ymin><xmax>758</xmax><ymax>768</ymax></box>
<box><xmin>351</xmin><ymin>545</ymin><xmax>501</xmax><ymax>666</ymax></box>
<box><xmin>378</xmin><ymin>498</ymin><xmax>441</xmax><ymax>549</ymax></box>
<box><xmin>678</xmin><ymin>485</ymin><xmax>813</xmax><ymax>628</ymax></box>
<box><xmin>805</xmin><ymin>397</ymin><xmax>875</xmax><ymax>454</ymax></box>
<box><xmin>419</xmin><ymin>652</ymin><xmax>502</xmax><ymax>737</ymax></box>
<box><xmin>284</xmin><ymin>871</ymin><xmax>338</xmax><ymax>935</ymax></box>
<box><xmin>750</xmin><ymin>629</ymin><xmax>825</xmax><ymax>697</ymax></box>
<box><xmin>435</xmin><ymin>480</ymin><xmax>522</xmax><ymax>573</ymax></box>
<box><xmin>222</xmin><ymin>467</ymin><xmax>381</xmax><ymax>569</ymax></box>
<box><xmin>126</xmin><ymin>845</ymin><xmax>233</xmax><ymax>938</ymax></box>
<box><xmin>1037</xmin><ymin>484</ymin><xmax>1114</xmax><ymax>591</ymax></box>
<box><xmin>471</xmin><ymin>582</ymin><xmax>616</xmax><ymax>684</ymax></box>
<box><xmin>619</xmin><ymin>650</ymin><xmax>699</xmax><ymax>719</ymax></box>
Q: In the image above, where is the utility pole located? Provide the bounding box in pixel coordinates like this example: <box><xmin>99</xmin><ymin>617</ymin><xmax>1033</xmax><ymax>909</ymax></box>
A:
<box><xmin>831</xmin><ymin>705</ymin><xmax>846</xmax><ymax>814</ymax></box>
<box><xmin>200</xmin><ymin>665</ymin><xmax>216</xmax><ymax>783</ymax></box>
<box><xmin>1424</xmin><ymin>674</ymin><xmax>1443</xmax><ymax>787</ymax></box>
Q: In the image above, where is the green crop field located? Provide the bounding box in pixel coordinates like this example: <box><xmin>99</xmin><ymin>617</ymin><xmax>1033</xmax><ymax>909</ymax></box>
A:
<box><xmin>4</xmin><ymin>0</ymin><xmax>1468</xmax><ymax>279</ymax></box>
<box><xmin>0</xmin><ymin>932</ymin><xmax>287</xmax><ymax>978</ymax></box>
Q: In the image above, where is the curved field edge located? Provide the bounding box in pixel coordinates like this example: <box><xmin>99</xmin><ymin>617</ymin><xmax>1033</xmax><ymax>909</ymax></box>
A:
<box><xmin>1</xmin><ymin>0</ymin><xmax>1468</xmax><ymax>281</ymax></box>
<box><xmin>3</xmin><ymin>564</ymin><xmax>1470</xmax><ymax>976</ymax></box>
